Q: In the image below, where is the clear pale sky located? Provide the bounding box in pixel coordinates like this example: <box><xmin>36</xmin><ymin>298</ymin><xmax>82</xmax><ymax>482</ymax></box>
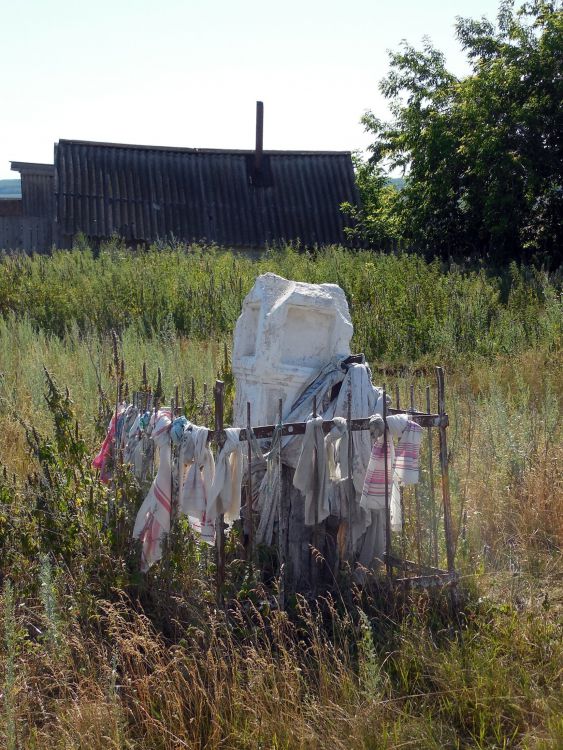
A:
<box><xmin>1</xmin><ymin>0</ymin><xmax>503</xmax><ymax>179</ymax></box>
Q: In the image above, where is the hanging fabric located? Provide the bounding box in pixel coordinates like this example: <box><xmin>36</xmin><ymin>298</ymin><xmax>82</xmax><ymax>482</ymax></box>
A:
<box><xmin>178</xmin><ymin>424</ymin><xmax>215</xmax><ymax>544</ymax></box>
<box><xmin>207</xmin><ymin>428</ymin><xmax>243</xmax><ymax>524</ymax></box>
<box><xmin>132</xmin><ymin>410</ymin><xmax>172</xmax><ymax>571</ymax></box>
<box><xmin>360</xmin><ymin>413</ymin><xmax>409</xmax><ymax>531</ymax></box>
<box><xmin>324</xmin><ymin>362</ymin><xmax>384</xmax><ymax>494</ymax></box>
<box><xmin>293</xmin><ymin>416</ymin><xmax>331</xmax><ymax>527</ymax></box>
<box><xmin>255</xmin><ymin>424</ymin><xmax>283</xmax><ymax>546</ymax></box>
<box><xmin>394</xmin><ymin>420</ymin><xmax>423</xmax><ymax>485</ymax></box>
<box><xmin>92</xmin><ymin>404</ymin><xmax>126</xmax><ymax>483</ymax></box>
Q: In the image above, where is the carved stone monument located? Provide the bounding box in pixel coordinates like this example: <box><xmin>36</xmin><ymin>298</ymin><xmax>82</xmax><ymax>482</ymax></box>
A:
<box><xmin>232</xmin><ymin>272</ymin><xmax>353</xmax><ymax>427</ymax></box>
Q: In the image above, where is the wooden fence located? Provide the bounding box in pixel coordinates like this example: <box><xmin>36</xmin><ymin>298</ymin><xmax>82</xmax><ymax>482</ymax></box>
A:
<box><xmin>131</xmin><ymin>366</ymin><xmax>456</xmax><ymax>604</ymax></box>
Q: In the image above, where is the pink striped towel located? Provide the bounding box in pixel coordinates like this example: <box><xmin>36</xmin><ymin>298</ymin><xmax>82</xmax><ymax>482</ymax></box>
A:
<box><xmin>394</xmin><ymin>420</ymin><xmax>422</xmax><ymax>485</ymax></box>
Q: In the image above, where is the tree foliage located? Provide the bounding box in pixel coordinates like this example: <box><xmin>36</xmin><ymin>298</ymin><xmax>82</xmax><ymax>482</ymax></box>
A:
<box><xmin>361</xmin><ymin>1</ymin><xmax>562</xmax><ymax>266</ymax></box>
<box><xmin>342</xmin><ymin>154</ymin><xmax>404</xmax><ymax>246</ymax></box>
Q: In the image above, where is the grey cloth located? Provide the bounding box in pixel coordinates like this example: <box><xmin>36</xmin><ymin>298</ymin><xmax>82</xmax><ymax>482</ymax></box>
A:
<box><xmin>325</xmin><ymin>417</ymin><xmax>349</xmax><ymax>480</ymax></box>
<box><xmin>324</xmin><ymin>363</ymin><xmax>382</xmax><ymax>494</ymax></box>
<box><xmin>255</xmin><ymin>424</ymin><xmax>283</xmax><ymax>545</ymax></box>
<box><xmin>279</xmin><ymin>356</ymin><xmax>349</xmax><ymax>468</ymax></box>
<box><xmin>293</xmin><ymin>417</ymin><xmax>330</xmax><ymax>527</ymax></box>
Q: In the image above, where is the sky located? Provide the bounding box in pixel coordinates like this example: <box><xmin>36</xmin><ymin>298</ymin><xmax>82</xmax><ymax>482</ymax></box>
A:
<box><xmin>1</xmin><ymin>0</ymin><xmax>503</xmax><ymax>179</ymax></box>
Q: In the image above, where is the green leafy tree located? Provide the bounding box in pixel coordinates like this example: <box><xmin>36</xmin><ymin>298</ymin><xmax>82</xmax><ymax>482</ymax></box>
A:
<box><xmin>362</xmin><ymin>1</ymin><xmax>562</xmax><ymax>266</ymax></box>
<box><xmin>342</xmin><ymin>154</ymin><xmax>404</xmax><ymax>246</ymax></box>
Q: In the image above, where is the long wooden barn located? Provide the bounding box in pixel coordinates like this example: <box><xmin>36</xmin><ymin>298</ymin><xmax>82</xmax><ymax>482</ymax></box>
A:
<box><xmin>4</xmin><ymin>103</ymin><xmax>360</xmax><ymax>252</ymax></box>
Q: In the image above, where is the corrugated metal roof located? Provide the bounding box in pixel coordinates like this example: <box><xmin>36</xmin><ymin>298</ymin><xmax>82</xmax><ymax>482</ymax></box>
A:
<box><xmin>11</xmin><ymin>162</ymin><xmax>55</xmax><ymax>175</ymax></box>
<box><xmin>54</xmin><ymin>139</ymin><xmax>359</xmax><ymax>247</ymax></box>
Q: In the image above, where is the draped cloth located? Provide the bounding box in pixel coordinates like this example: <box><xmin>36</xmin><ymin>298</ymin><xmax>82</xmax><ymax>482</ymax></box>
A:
<box><xmin>179</xmin><ymin>425</ymin><xmax>215</xmax><ymax>544</ymax></box>
<box><xmin>92</xmin><ymin>404</ymin><xmax>126</xmax><ymax>483</ymax></box>
<box><xmin>132</xmin><ymin>410</ymin><xmax>172</xmax><ymax>571</ymax></box>
<box><xmin>360</xmin><ymin>413</ymin><xmax>410</xmax><ymax>531</ymax></box>
<box><xmin>324</xmin><ymin>363</ymin><xmax>385</xmax><ymax>550</ymax></box>
<box><xmin>207</xmin><ymin>428</ymin><xmax>243</xmax><ymax>524</ymax></box>
<box><xmin>325</xmin><ymin>417</ymin><xmax>349</xmax><ymax>481</ymax></box>
<box><xmin>293</xmin><ymin>417</ymin><xmax>331</xmax><ymax>527</ymax></box>
<box><xmin>394</xmin><ymin>420</ymin><xmax>423</xmax><ymax>485</ymax></box>
<box><xmin>324</xmin><ymin>363</ymin><xmax>383</xmax><ymax>494</ymax></box>
<box><xmin>255</xmin><ymin>425</ymin><xmax>283</xmax><ymax>546</ymax></box>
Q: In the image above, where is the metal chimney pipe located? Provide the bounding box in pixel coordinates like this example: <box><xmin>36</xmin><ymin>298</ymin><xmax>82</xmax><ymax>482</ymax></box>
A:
<box><xmin>255</xmin><ymin>101</ymin><xmax>264</xmax><ymax>174</ymax></box>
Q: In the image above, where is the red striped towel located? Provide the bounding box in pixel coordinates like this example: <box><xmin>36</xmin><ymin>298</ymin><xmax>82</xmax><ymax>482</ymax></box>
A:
<box><xmin>394</xmin><ymin>420</ymin><xmax>422</xmax><ymax>485</ymax></box>
<box><xmin>360</xmin><ymin>419</ymin><xmax>422</xmax><ymax>514</ymax></box>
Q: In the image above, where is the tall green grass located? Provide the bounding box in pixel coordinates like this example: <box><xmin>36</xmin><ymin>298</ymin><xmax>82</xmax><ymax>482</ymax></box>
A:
<box><xmin>0</xmin><ymin>243</ymin><xmax>560</xmax><ymax>363</ymax></box>
<box><xmin>0</xmin><ymin>243</ymin><xmax>561</xmax><ymax>748</ymax></box>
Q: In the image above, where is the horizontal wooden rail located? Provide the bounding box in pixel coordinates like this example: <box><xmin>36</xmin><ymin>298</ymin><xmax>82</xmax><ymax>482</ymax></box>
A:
<box><xmin>384</xmin><ymin>553</ymin><xmax>447</xmax><ymax>576</ymax></box>
<box><xmin>207</xmin><ymin>409</ymin><xmax>448</xmax><ymax>443</ymax></box>
<box><xmin>394</xmin><ymin>572</ymin><xmax>457</xmax><ymax>588</ymax></box>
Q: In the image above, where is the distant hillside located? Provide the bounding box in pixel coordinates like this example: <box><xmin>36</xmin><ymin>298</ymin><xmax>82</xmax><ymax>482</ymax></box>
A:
<box><xmin>388</xmin><ymin>176</ymin><xmax>405</xmax><ymax>190</ymax></box>
<box><xmin>0</xmin><ymin>179</ymin><xmax>21</xmax><ymax>198</ymax></box>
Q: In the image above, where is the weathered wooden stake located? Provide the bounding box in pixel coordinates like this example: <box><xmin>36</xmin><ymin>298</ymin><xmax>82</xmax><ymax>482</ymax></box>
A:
<box><xmin>411</xmin><ymin>384</ymin><xmax>423</xmax><ymax>565</ymax></box>
<box><xmin>214</xmin><ymin>380</ymin><xmax>226</xmax><ymax>600</ymax></box>
<box><xmin>383</xmin><ymin>385</ymin><xmax>392</xmax><ymax>575</ymax></box>
<box><xmin>277</xmin><ymin>398</ymin><xmax>286</xmax><ymax>610</ymax></box>
<box><xmin>312</xmin><ymin>394</ymin><xmax>320</xmax><ymax>592</ymax></box>
<box><xmin>346</xmin><ymin>389</ymin><xmax>354</xmax><ymax>561</ymax></box>
<box><xmin>435</xmin><ymin>367</ymin><xmax>455</xmax><ymax>574</ymax></box>
<box><xmin>170</xmin><ymin>397</ymin><xmax>177</xmax><ymax>525</ymax></box>
<box><xmin>396</xmin><ymin>385</ymin><xmax>407</xmax><ymax>577</ymax></box>
<box><xmin>426</xmin><ymin>385</ymin><xmax>439</xmax><ymax>567</ymax></box>
<box><xmin>247</xmin><ymin>401</ymin><xmax>253</xmax><ymax>562</ymax></box>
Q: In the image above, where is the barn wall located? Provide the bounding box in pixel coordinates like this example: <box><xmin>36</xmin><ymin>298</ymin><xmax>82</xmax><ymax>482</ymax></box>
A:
<box><xmin>0</xmin><ymin>199</ymin><xmax>22</xmax><ymax>217</ymax></box>
<box><xmin>21</xmin><ymin>172</ymin><xmax>54</xmax><ymax>218</ymax></box>
<box><xmin>55</xmin><ymin>140</ymin><xmax>361</xmax><ymax>248</ymax></box>
<box><xmin>0</xmin><ymin>217</ymin><xmax>52</xmax><ymax>252</ymax></box>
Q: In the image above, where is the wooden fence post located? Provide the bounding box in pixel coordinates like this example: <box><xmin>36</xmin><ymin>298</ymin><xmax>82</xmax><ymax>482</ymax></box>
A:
<box><xmin>411</xmin><ymin>384</ymin><xmax>423</xmax><ymax>565</ymax></box>
<box><xmin>214</xmin><ymin>380</ymin><xmax>225</xmax><ymax>600</ymax></box>
<box><xmin>346</xmin><ymin>389</ymin><xmax>354</xmax><ymax>561</ymax></box>
<box><xmin>247</xmin><ymin>401</ymin><xmax>253</xmax><ymax>562</ymax></box>
<box><xmin>383</xmin><ymin>385</ymin><xmax>392</xmax><ymax>575</ymax></box>
<box><xmin>435</xmin><ymin>367</ymin><xmax>455</xmax><ymax>574</ymax></box>
<box><xmin>277</xmin><ymin>398</ymin><xmax>287</xmax><ymax>610</ymax></box>
<box><xmin>426</xmin><ymin>385</ymin><xmax>439</xmax><ymax>567</ymax></box>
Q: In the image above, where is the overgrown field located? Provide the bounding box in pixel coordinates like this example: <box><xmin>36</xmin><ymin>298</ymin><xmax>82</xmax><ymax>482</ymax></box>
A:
<box><xmin>0</xmin><ymin>244</ymin><xmax>561</xmax><ymax>749</ymax></box>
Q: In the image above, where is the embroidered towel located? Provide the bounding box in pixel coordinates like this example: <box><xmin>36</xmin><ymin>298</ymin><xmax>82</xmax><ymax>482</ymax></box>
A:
<box><xmin>394</xmin><ymin>420</ymin><xmax>423</xmax><ymax>485</ymax></box>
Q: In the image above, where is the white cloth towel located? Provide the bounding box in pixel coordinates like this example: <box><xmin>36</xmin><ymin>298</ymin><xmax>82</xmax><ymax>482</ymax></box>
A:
<box><xmin>132</xmin><ymin>410</ymin><xmax>172</xmax><ymax>571</ymax></box>
<box><xmin>207</xmin><ymin>428</ymin><xmax>243</xmax><ymax>524</ymax></box>
<box><xmin>325</xmin><ymin>417</ymin><xmax>349</xmax><ymax>481</ymax></box>
<box><xmin>323</xmin><ymin>363</ymin><xmax>383</xmax><ymax>547</ymax></box>
<box><xmin>179</xmin><ymin>425</ymin><xmax>215</xmax><ymax>544</ymax></box>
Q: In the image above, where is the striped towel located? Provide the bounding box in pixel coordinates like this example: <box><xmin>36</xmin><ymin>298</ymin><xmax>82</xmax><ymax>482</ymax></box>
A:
<box><xmin>360</xmin><ymin>437</ymin><xmax>394</xmax><ymax>511</ymax></box>
<box><xmin>360</xmin><ymin>417</ymin><xmax>422</xmax><ymax>519</ymax></box>
<box><xmin>394</xmin><ymin>420</ymin><xmax>422</xmax><ymax>485</ymax></box>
